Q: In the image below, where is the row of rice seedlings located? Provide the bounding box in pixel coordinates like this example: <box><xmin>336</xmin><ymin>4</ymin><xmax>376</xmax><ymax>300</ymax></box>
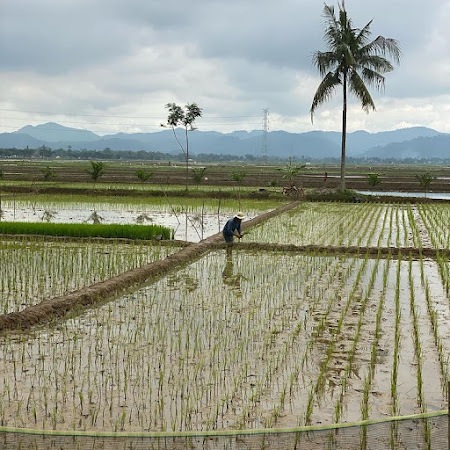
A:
<box><xmin>229</xmin><ymin>253</ymin><xmax>357</xmax><ymax>429</ymax></box>
<box><xmin>434</xmin><ymin>251</ymin><xmax>450</xmax><ymax>296</ymax></box>
<box><xmin>0</xmin><ymin>238</ymin><xmax>178</xmax><ymax>313</ymax></box>
<box><xmin>394</xmin><ymin>204</ymin><xmax>402</xmax><ymax>248</ymax></box>
<box><xmin>246</xmin><ymin>202</ymin><xmax>383</xmax><ymax>247</ymax></box>
<box><xmin>247</xmin><ymin>201</ymin><xmax>426</xmax><ymax>249</ymax></box>
<box><xmin>375</xmin><ymin>205</ymin><xmax>391</xmax><ymax>248</ymax></box>
<box><xmin>1</xmin><ymin>251</ymin><xmax>344</xmax><ymax>431</ymax></box>
<box><xmin>258</xmin><ymin>255</ymin><xmax>360</xmax><ymax>429</ymax></box>
<box><xmin>359</xmin><ymin>252</ymin><xmax>391</xmax><ymax>450</ymax></box>
<box><xmin>402</xmin><ymin>204</ymin><xmax>416</xmax><ymax>247</ymax></box>
<box><xmin>385</xmin><ymin>203</ymin><xmax>395</xmax><ymax>248</ymax></box>
<box><xmin>408</xmin><ymin>257</ymin><xmax>425</xmax><ymax>410</ymax></box>
<box><xmin>419</xmin><ymin>254</ymin><xmax>450</xmax><ymax>395</ymax></box>
<box><xmin>416</xmin><ymin>203</ymin><xmax>450</xmax><ymax>249</ymax></box>
<box><xmin>405</xmin><ymin>204</ymin><xmax>423</xmax><ymax>249</ymax></box>
<box><xmin>0</xmin><ymin>250</ymin><xmax>448</xmax><ymax>435</ymax></box>
<box><xmin>391</xmin><ymin>252</ymin><xmax>402</xmax><ymax>417</ymax></box>
<box><xmin>408</xmin><ymin>254</ymin><xmax>446</xmax><ymax>449</ymax></box>
<box><xmin>389</xmin><ymin>254</ymin><xmax>403</xmax><ymax>449</ymax></box>
<box><xmin>354</xmin><ymin>205</ymin><xmax>385</xmax><ymax>248</ymax></box>
<box><xmin>333</xmin><ymin>255</ymin><xmax>380</xmax><ymax>423</ymax></box>
<box><xmin>304</xmin><ymin>255</ymin><xmax>371</xmax><ymax>425</ymax></box>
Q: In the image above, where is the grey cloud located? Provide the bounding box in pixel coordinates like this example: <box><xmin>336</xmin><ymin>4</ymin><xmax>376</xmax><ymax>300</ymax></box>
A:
<box><xmin>1</xmin><ymin>0</ymin><xmax>443</xmax><ymax>77</ymax></box>
<box><xmin>0</xmin><ymin>1</ymin><xmax>149</xmax><ymax>73</ymax></box>
<box><xmin>1</xmin><ymin>0</ymin><xmax>449</xmax><ymax>134</ymax></box>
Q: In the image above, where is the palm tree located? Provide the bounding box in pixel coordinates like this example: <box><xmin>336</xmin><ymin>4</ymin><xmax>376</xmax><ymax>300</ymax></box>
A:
<box><xmin>310</xmin><ymin>2</ymin><xmax>400</xmax><ymax>190</ymax></box>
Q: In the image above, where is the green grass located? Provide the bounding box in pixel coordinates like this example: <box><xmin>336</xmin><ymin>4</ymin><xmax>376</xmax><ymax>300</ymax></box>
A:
<box><xmin>0</xmin><ymin>221</ymin><xmax>173</xmax><ymax>240</ymax></box>
<box><xmin>2</xmin><ymin>192</ymin><xmax>284</xmax><ymax>211</ymax></box>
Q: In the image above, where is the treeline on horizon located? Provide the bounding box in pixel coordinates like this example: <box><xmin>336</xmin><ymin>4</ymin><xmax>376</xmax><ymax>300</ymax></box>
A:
<box><xmin>0</xmin><ymin>146</ymin><xmax>449</xmax><ymax>165</ymax></box>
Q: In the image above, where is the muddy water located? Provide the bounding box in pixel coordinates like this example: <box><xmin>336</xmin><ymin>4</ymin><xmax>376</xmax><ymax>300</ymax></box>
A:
<box><xmin>0</xmin><ymin>205</ymin><xmax>231</xmax><ymax>242</ymax></box>
<box><xmin>0</xmin><ymin>251</ymin><xmax>448</xmax><ymax>434</ymax></box>
<box><xmin>0</xmin><ymin>200</ymin><xmax>261</xmax><ymax>242</ymax></box>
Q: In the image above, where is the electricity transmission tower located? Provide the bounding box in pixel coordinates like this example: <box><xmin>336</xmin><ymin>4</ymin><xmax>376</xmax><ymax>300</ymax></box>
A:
<box><xmin>261</xmin><ymin>108</ymin><xmax>269</xmax><ymax>161</ymax></box>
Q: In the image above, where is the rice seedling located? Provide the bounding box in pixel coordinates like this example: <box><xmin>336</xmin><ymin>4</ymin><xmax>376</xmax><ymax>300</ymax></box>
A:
<box><xmin>0</xmin><ymin>221</ymin><xmax>173</xmax><ymax>240</ymax></box>
<box><xmin>333</xmin><ymin>255</ymin><xmax>380</xmax><ymax>424</ymax></box>
<box><xmin>408</xmin><ymin>256</ymin><xmax>424</xmax><ymax>409</ymax></box>
<box><xmin>417</xmin><ymin>203</ymin><xmax>450</xmax><ymax>249</ymax></box>
<box><xmin>303</xmin><ymin>256</ymin><xmax>371</xmax><ymax>425</ymax></box>
<box><xmin>419</xmin><ymin>256</ymin><xmax>450</xmax><ymax>396</ymax></box>
<box><xmin>0</xmin><ymin>199</ymin><xmax>448</xmax><ymax>442</ymax></box>
<box><xmin>0</xmin><ymin>250</ymin><xmax>362</xmax><ymax>432</ymax></box>
<box><xmin>391</xmin><ymin>252</ymin><xmax>402</xmax><ymax>416</ymax></box>
<box><xmin>0</xmin><ymin>237</ymin><xmax>179</xmax><ymax>313</ymax></box>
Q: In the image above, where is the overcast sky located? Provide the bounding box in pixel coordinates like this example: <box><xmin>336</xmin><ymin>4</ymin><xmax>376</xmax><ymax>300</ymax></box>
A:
<box><xmin>1</xmin><ymin>0</ymin><xmax>449</xmax><ymax>136</ymax></box>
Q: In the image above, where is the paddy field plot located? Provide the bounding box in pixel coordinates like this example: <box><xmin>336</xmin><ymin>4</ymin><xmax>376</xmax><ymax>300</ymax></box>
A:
<box><xmin>0</xmin><ymin>195</ymin><xmax>281</xmax><ymax>242</ymax></box>
<box><xmin>0</xmin><ymin>249</ymin><xmax>448</xmax><ymax>435</ymax></box>
<box><xmin>0</xmin><ymin>238</ymin><xmax>181</xmax><ymax>314</ymax></box>
<box><xmin>245</xmin><ymin>202</ymin><xmax>449</xmax><ymax>249</ymax></box>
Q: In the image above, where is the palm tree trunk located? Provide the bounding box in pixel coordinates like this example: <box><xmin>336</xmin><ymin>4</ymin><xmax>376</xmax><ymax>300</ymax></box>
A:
<box><xmin>340</xmin><ymin>73</ymin><xmax>347</xmax><ymax>191</ymax></box>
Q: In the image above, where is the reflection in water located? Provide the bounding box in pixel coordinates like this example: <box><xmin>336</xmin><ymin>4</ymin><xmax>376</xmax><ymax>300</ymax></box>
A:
<box><xmin>41</xmin><ymin>210</ymin><xmax>56</xmax><ymax>222</ymax></box>
<box><xmin>222</xmin><ymin>250</ymin><xmax>244</xmax><ymax>296</ymax></box>
<box><xmin>86</xmin><ymin>210</ymin><xmax>104</xmax><ymax>224</ymax></box>
<box><xmin>136</xmin><ymin>213</ymin><xmax>153</xmax><ymax>224</ymax></box>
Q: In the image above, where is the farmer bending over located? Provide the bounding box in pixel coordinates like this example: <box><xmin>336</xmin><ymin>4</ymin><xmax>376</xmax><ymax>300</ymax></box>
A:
<box><xmin>223</xmin><ymin>212</ymin><xmax>245</xmax><ymax>249</ymax></box>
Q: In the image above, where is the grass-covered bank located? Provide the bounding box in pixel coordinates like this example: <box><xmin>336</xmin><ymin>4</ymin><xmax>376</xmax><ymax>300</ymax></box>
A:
<box><xmin>0</xmin><ymin>182</ymin><xmax>285</xmax><ymax>201</ymax></box>
<box><xmin>0</xmin><ymin>190</ymin><xmax>285</xmax><ymax>210</ymax></box>
<box><xmin>0</xmin><ymin>222</ymin><xmax>174</xmax><ymax>240</ymax></box>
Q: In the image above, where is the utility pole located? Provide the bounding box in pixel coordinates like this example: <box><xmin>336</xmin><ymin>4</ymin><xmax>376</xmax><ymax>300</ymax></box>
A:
<box><xmin>261</xmin><ymin>108</ymin><xmax>269</xmax><ymax>161</ymax></box>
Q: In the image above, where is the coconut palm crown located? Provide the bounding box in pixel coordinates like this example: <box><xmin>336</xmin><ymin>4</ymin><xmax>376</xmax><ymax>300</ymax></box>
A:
<box><xmin>310</xmin><ymin>2</ymin><xmax>401</xmax><ymax>190</ymax></box>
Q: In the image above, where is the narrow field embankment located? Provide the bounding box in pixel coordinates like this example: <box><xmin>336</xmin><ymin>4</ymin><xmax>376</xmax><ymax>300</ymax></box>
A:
<box><xmin>214</xmin><ymin>242</ymin><xmax>450</xmax><ymax>260</ymax></box>
<box><xmin>0</xmin><ymin>201</ymin><xmax>302</xmax><ymax>333</ymax></box>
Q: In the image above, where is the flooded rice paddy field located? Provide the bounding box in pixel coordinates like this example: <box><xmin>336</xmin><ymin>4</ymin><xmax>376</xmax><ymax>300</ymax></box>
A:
<box><xmin>0</xmin><ymin>249</ymin><xmax>448</xmax><ymax>434</ymax></box>
<box><xmin>0</xmin><ymin>196</ymin><xmax>271</xmax><ymax>242</ymax></box>
<box><xmin>0</xmin><ymin>198</ymin><xmax>448</xmax><ymax>446</ymax></box>
<box><xmin>246</xmin><ymin>202</ymin><xmax>449</xmax><ymax>249</ymax></box>
<box><xmin>0</xmin><ymin>238</ymin><xmax>180</xmax><ymax>314</ymax></box>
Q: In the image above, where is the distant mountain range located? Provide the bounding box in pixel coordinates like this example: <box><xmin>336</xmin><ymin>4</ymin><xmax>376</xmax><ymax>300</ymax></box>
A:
<box><xmin>0</xmin><ymin>122</ymin><xmax>449</xmax><ymax>160</ymax></box>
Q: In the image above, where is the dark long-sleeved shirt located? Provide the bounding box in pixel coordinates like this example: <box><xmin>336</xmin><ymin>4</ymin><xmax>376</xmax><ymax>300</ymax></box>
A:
<box><xmin>222</xmin><ymin>218</ymin><xmax>241</xmax><ymax>238</ymax></box>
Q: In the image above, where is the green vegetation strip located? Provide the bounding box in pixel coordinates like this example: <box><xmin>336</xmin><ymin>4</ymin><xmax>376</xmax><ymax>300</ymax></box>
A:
<box><xmin>0</xmin><ymin>410</ymin><xmax>446</xmax><ymax>438</ymax></box>
<box><xmin>0</xmin><ymin>222</ymin><xmax>173</xmax><ymax>240</ymax></box>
